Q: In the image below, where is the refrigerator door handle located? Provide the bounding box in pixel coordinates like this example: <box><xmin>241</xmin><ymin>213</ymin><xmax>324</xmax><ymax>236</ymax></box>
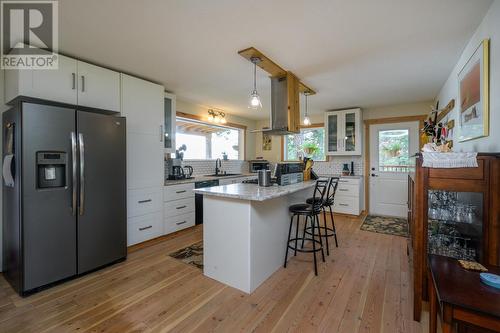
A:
<box><xmin>71</xmin><ymin>132</ymin><xmax>77</xmax><ymax>215</ymax></box>
<box><xmin>78</xmin><ymin>133</ymin><xmax>85</xmax><ymax>216</ymax></box>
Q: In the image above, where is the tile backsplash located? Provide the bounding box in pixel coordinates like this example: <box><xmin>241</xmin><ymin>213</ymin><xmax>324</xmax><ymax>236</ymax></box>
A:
<box><xmin>164</xmin><ymin>157</ymin><xmax>362</xmax><ymax>179</ymax></box>
<box><xmin>312</xmin><ymin>156</ymin><xmax>363</xmax><ymax>176</ymax></box>
<box><xmin>165</xmin><ymin>159</ymin><xmax>249</xmax><ymax>178</ymax></box>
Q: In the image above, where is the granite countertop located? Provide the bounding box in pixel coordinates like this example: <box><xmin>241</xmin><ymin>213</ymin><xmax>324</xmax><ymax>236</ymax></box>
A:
<box><xmin>192</xmin><ymin>180</ymin><xmax>316</xmax><ymax>201</ymax></box>
<box><xmin>164</xmin><ymin>173</ymin><xmax>256</xmax><ymax>186</ymax></box>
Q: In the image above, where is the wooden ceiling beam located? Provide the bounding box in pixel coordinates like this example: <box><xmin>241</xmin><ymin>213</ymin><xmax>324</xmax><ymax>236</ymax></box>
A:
<box><xmin>238</xmin><ymin>47</ymin><xmax>316</xmax><ymax>95</ymax></box>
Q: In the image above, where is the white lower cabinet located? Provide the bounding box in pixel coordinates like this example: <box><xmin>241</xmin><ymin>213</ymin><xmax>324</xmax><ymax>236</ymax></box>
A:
<box><xmin>163</xmin><ymin>183</ymin><xmax>196</xmax><ymax>235</ymax></box>
<box><xmin>164</xmin><ymin>198</ymin><xmax>195</xmax><ymax>218</ymax></box>
<box><xmin>332</xmin><ymin>177</ymin><xmax>364</xmax><ymax>216</ymax></box>
<box><xmin>164</xmin><ymin>212</ymin><xmax>196</xmax><ymax>234</ymax></box>
<box><xmin>127</xmin><ymin>212</ymin><xmax>163</xmax><ymax>246</ymax></box>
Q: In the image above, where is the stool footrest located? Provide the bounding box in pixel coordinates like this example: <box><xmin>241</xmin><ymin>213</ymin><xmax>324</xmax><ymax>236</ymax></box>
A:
<box><xmin>287</xmin><ymin>238</ymin><xmax>323</xmax><ymax>253</ymax></box>
<box><xmin>304</xmin><ymin>226</ymin><xmax>336</xmax><ymax>237</ymax></box>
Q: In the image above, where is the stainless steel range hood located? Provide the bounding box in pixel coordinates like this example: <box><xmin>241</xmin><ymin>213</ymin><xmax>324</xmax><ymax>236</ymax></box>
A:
<box><xmin>252</xmin><ymin>72</ymin><xmax>300</xmax><ymax>136</ymax></box>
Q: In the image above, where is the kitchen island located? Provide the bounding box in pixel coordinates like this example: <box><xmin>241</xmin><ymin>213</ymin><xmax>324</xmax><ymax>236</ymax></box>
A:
<box><xmin>193</xmin><ymin>181</ymin><xmax>316</xmax><ymax>293</ymax></box>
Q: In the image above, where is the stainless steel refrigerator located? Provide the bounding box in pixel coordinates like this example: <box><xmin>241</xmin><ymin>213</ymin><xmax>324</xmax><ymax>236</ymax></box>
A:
<box><xmin>2</xmin><ymin>101</ymin><xmax>126</xmax><ymax>295</ymax></box>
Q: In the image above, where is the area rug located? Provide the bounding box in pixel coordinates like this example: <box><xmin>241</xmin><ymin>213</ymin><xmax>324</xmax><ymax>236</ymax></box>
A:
<box><xmin>169</xmin><ymin>241</ymin><xmax>203</xmax><ymax>269</ymax></box>
<box><xmin>360</xmin><ymin>215</ymin><xmax>408</xmax><ymax>237</ymax></box>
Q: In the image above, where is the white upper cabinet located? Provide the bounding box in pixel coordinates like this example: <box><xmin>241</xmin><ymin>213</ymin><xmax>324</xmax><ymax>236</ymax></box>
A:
<box><xmin>5</xmin><ymin>54</ymin><xmax>78</xmax><ymax>105</ymax></box>
<box><xmin>4</xmin><ymin>53</ymin><xmax>121</xmax><ymax>112</ymax></box>
<box><xmin>120</xmin><ymin>73</ymin><xmax>165</xmax><ymax>190</ymax></box>
<box><xmin>325</xmin><ymin>108</ymin><xmax>362</xmax><ymax>155</ymax></box>
<box><xmin>120</xmin><ymin>74</ymin><xmax>164</xmax><ymax>135</ymax></box>
<box><xmin>76</xmin><ymin>61</ymin><xmax>120</xmax><ymax>112</ymax></box>
<box><xmin>164</xmin><ymin>92</ymin><xmax>176</xmax><ymax>153</ymax></box>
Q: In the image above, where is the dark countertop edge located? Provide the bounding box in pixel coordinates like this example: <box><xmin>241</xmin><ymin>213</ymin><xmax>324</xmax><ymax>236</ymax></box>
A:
<box><xmin>164</xmin><ymin>173</ymin><xmax>256</xmax><ymax>186</ymax></box>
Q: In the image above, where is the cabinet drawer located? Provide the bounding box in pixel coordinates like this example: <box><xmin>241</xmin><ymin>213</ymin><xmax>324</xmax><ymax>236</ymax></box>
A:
<box><xmin>164</xmin><ymin>183</ymin><xmax>195</xmax><ymax>202</ymax></box>
<box><xmin>127</xmin><ymin>212</ymin><xmax>163</xmax><ymax>246</ymax></box>
<box><xmin>337</xmin><ymin>177</ymin><xmax>360</xmax><ymax>186</ymax></box>
<box><xmin>336</xmin><ymin>184</ymin><xmax>359</xmax><ymax>197</ymax></box>
<box><xmin>333</xmin><ymin>196</ymin><xmax>360</xmax><ymax>215</ymax></box>
<box><xmin>164</xmin><ymin>212</ymin><xmax>195</xmax><ymax>234</ymax></box>
<box><xmin>128</xmin><ymin>188</ymin><xmax>162</xmax><ymax>218</ymax></box>
<box><xmin>164</xmin><ymin>197</ymin><xmax>195</xmax><ymax>218</ymax></box>
<box><xmin>428</xmin><ymin>160</ymin><xmax>484</xmax><ymax>180</ymax></box>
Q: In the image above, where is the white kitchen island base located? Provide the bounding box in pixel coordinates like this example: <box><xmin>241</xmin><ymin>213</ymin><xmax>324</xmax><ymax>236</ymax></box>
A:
<box><xmin>196</xmin><ymin>182</ymin><xmax>315</xmax><ymax>293</ymax></box>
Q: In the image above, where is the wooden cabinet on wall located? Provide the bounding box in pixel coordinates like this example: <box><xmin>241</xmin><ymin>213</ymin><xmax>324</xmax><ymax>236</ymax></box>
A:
<box><xmin>409</xmin><ymin>153</ymin><xmax>500</xmax><ymax>322</ymax></box>
<box><xmin>325</xmin><ymin>108</ymin><xmax>362</xmax><ymax>155</ymax></box>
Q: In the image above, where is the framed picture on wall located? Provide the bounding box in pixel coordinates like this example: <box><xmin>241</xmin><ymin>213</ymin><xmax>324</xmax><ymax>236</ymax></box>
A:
<box><xmin>457</xmin><ymin>38</ymin><xmax>490</xmax><ymax>142</ymax></box>
<box><xmin>262</xmin><ymin>133</ymin><xmax>272</xmax><ymax>151</ymax></box>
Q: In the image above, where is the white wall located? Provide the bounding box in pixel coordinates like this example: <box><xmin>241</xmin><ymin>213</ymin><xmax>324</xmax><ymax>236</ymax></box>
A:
<box><xmin>436</xmin><ymin>0</ymin><xmax>500</xmax><ymax>152</ymax></box>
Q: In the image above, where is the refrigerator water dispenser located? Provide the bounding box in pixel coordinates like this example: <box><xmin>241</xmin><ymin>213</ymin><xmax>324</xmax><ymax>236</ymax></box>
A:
<box><xmin>37</xmin><ymin>152</ymin><xmax>67</xmax><ymax>188</ymax></box>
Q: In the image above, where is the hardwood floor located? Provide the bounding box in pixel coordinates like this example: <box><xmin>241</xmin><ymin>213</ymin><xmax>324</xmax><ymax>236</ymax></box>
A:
<box><xmin>0</xmin><ymin>215</ymin><xmax>432</xmax><ymax>332</ymax></box>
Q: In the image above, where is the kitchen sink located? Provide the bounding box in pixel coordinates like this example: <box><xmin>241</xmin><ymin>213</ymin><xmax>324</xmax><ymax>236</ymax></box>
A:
<box><xmin>205</xmin><ymin>173</ymin><xmax>242</xmax><ymax>177</ymax></box>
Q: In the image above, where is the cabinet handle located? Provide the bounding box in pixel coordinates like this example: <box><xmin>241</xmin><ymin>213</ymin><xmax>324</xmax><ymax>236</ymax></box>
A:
<box><xmin>176</xmin><ymin>205</ymin><xmax>187</xmax><ymax>210</ymax></box>
<box><xmin>339</xmin><ymin>203</ymin><xmax>349</xmax><ymax>206</ymax></box>
<box><xmin>72</xmin><ymin>73</ymin><xmax>76</xmax><ymax>89</ymax></box>
<box><xmin>176</xmin><ymin>221</ymin><xmax>187</xmax><ymax>225</ymax></box>
<box><xmin>138</xmin><ymin>199</ymin><xmax>152</xmax><ymax>204</ymax></box>
<box><xmin>339</xmin><ymin>189</ymin><xmax>348</xmax><ymax>191</ymax></box>
<box><xmin>139</xmin><ymin>225</ymin><xmax>152</xmax><ymax>231</ymax></box>
<box><xmin>159</xmin><ymin>125</ymin><xmax>163</xmax><ymax>142</ymax></box>
<box><xmin>81</xmin><ymin>75</ymin><xmax>85</xmax><ymax>92</ymax></box>
<box><xmin>176</xmin><ymin>190</ymin><xmax>186</xmax><ymax>194</ymax></box>
<box><xmin>339</xmin><ymin>180</ymin><xmax>349</xmax><ymax>183</ymax></box>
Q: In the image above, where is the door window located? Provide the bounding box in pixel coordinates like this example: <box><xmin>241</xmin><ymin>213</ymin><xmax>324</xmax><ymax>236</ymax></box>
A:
<box><xmin>378</xmin><ymin>129</ymin><xmax>412</xmax><ymax>172</ymax></box>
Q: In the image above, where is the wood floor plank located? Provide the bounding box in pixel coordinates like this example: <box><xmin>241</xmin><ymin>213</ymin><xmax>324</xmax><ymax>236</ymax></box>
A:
<box><xmin>0</xmin><ymin>215</ymin><xmax>429</xmax><ymax>333</ymax></box>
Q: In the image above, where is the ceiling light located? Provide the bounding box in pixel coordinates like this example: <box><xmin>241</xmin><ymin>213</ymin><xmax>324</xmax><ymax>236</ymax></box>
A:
<box><xmin>248</xmin><ymin>57</ymin><xmax>262</xmax><ymax>109</ymax></box>
<box><xmin>208</xmin><ymin>109</ymin><xmax>227</xmax><ymax>124</ymax></box>
<box><xmin>303</xmin><ymin>93</ymin><xmax>311</xmax><ymax>126</ymax></box>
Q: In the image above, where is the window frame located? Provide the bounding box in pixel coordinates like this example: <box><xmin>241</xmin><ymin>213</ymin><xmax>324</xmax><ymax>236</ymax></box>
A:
<box><xmin>175</xmin><ymin>112</ymin><xmax>246</xmax><ymax>161</ymax></box>
<box><xmin>281</xmin><ymin>123</ymin><xmax>327</xmax><ymax>162</ymax></box>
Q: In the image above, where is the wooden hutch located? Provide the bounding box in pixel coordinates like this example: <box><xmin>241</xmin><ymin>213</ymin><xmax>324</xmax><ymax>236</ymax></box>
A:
<box><xmin>408</xmin><ymin>153</ymin><xmax>500</xmax><ymax>321</ymax></box>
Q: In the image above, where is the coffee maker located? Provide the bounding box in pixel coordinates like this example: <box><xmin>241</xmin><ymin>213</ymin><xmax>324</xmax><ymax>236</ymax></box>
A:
<box><xmin>167</xmin><ymin>145</ymin><xmax>191</xmax><ymax>180</ymax></box>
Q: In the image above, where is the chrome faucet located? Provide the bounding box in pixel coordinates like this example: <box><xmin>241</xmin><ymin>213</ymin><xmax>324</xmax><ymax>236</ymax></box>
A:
<box><xmin>215</xmin><ymin>158</ymin><xmax>222</xmax><ymax>175</ymax></box>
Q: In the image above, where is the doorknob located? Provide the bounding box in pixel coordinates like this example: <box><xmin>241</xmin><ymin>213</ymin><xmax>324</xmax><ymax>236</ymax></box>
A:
<box><xmin>371</xmin><ymin>173</ymin><xmax>379</xmax><ymax>177</ymax></box>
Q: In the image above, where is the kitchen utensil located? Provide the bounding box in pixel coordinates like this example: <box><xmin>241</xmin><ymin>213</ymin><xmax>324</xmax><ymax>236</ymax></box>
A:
<box><xmin>258</xmin><ymin>169</ymin><xmax>272</xmax><ymax>187</ymax></box>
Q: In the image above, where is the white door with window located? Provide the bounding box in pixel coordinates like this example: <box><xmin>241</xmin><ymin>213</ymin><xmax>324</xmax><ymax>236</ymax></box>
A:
<box><xmin>369</xmin><ymin>121</ymin><xmax>419</xmax><ymax>217</ymax></box>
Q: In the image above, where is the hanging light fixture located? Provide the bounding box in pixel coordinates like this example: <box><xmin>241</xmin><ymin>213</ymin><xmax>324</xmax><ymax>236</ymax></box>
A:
<box><xmin>248</xmin><ymin>57</ymin><xmax>262</xmax><ymax>109</ymax></box>
<box><xmin>303</xmin><ymin>92</ymin><xmax>311</xmax><ymax>126</ymax></box>
<box><xmin>207</xmin><ymin>109</ymin><xmax>227</xmax><ymax>124</ymax></box>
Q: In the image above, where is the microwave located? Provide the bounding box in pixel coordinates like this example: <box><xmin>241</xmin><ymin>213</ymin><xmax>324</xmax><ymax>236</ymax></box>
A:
<box><xmin>249</xmin><ymin>160</ymin><xmax>270</xmax><ymax>173</ymax></box>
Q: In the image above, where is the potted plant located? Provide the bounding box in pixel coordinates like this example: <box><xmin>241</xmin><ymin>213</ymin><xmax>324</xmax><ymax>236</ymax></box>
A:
<box><xmin>302</xmin><ymin>142</ymin><xmax>319</xmax><ymax>157</ymax></box>
<box><xmin>382</xmin><ymin>142</ymin><xmax>402</xmax><ymax>157</ymax></box>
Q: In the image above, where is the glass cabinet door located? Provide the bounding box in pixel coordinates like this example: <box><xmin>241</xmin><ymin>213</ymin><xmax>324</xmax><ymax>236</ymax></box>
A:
<box><xmin>164</xmin><ymin>93</ymin><xmax>176</xmax><ymax>153</ymax></box>
<box><xmin>427</xmin><ymin>190</ymin><xmax>483</xmax><ymax>262</ymax></box>
<box><xmin>344</xmin><ymin>111</ymin><xmax>357</xmax><ymax>152</ymax></box>
<box><xmin>327</xmin><ymin>113</ymin><xmax>338</xmax><ymax>153</ymax></box>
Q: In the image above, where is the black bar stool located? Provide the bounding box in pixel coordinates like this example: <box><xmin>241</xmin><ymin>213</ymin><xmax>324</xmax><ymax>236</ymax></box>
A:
<box><xmin>304</xmin><ymin>177</ymin><xmax>339</xmax><ymax>255</ymax></box>
<box><xmin>284</xmin><ymin>179</ymin><xmax>328</xmax><ymax>276</ymax></box>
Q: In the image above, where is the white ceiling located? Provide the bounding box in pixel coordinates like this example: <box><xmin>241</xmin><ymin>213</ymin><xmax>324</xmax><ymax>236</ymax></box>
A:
<box><xmin>59</xmin><ymin>0</ymin><xmax>492</xmax><ymax>120</ymax></box>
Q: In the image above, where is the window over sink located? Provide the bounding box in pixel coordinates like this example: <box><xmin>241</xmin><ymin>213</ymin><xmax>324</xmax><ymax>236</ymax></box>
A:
<box><xmin>175</xmin><ymin>118</ymin><xmax>244</xmax><ymax>160</ymax></box>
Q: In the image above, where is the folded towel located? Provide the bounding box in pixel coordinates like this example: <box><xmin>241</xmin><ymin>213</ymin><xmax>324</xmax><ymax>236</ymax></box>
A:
<box><xmin>422</xmin><ymin>152</ymin><xmax>478</xmax><ymax>168</ymax></box>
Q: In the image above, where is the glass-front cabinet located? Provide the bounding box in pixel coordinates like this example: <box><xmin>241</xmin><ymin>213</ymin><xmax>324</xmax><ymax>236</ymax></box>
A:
<box><xmin>164</xmin><ymin>92</ymin><xmax>176</xmax><ymax>153</ymax></box>
<box><xmin>427</xmin><ymin>190</ymin><xmax>483</xmax><ymax>261</ymax></box>
<box><xmin>324</xmin><ymin>108</ymin><xmax>362</xmax><ymax>155</ymax></box>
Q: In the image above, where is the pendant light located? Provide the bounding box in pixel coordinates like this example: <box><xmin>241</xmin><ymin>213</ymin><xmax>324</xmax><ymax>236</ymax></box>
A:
<box><xmin>303</xmin><ymin>92</ymin><xmax>311</xmax><ymax>126</ymax></box>
<box><xmin>248</xmin><ymin>57</ymin><xmax>262</xmax><ymax>109</ymax></box>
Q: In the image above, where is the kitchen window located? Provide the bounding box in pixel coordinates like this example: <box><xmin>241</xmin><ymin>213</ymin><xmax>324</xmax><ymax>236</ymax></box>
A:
<box><xmin>283</xmin><ymin>126</ymin><xmax>326</xmax><ymax>161</ymax></box>
<box><xmin>175</xmin><ymin>118</ymin><xmax>244</xmax><ymax>160</ymax></box>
